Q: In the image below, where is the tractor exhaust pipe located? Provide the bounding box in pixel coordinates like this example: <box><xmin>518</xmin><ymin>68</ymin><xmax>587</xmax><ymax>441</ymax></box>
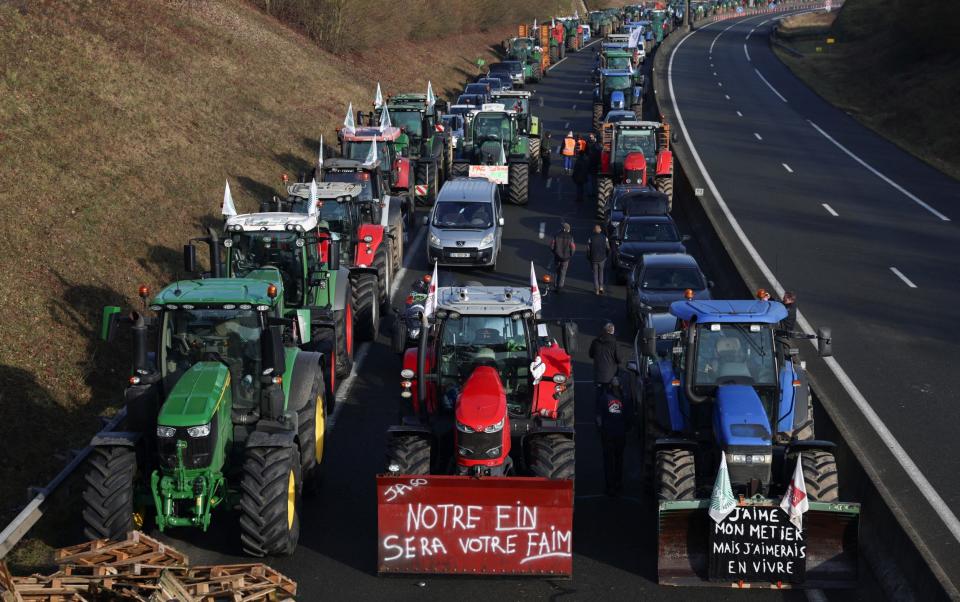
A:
<box><xmin>131</xmin><ymin>311</ymin><xmax>150</xmax><ymax>376</ymax></box>
<box><xmin>207</xmin><ymin>228</ymin><xmax>221</xmax><ymax>278</ymax></box>
<box><xmin>684</xmin><ymin>322</ymin><xmax>707</xmax><ymax>403</ymax></box>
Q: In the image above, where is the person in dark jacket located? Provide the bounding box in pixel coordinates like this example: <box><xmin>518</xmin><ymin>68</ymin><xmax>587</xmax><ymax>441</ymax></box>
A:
<box><xmin>587</xmin><ymin>224</ymin><xmax>609</xmax><ymax>295</ymax></box>
<box><xmin>587</xmin><ymin>133</ymin><xmax>601</xmax><ymax>196</ymax></box>
<box><xmin>781</xmin><ymin>291</ymin><xmax>798</xmax><ymax>332</ymax></box>
<box><xmin>550</xmin><ymin>222</ymin><xmax>576</xmax><ymax>292</ymax></box>
<box><xmin>572</xmin><ymin>154</ymin><xmax>590</xmax><ymax>203</ymax></box>
<box><xmin>595</xmin><ymin>375</ymin><xmax>634</xmax><ymax>496</ymax></box>
<box><xmin>541</xmin><ymin>132</ymin><xmax>553</xmax><ymax>178</ymax></box>
<box><xmin>589</xmin><ymin>322</ymin><xmax>622</xmax><ymax>402</ymax></box>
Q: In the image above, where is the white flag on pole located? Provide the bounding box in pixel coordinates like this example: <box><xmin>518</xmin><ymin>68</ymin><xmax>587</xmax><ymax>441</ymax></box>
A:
<box><xmin>423</xmin><ymin>261</ymin><xmax>439</xmax><ymax>319</ymax></box>
<box><xmin>709</xmin><ymin>454</ymin><xmax>737</xmax><ymax>524</ymax></box>
<box><xmin>780</xmin><ymin>454</ymin><xmax>810</xmax><ymax>530</ymax></box>
<box><xmin>363</xmin><ymin>138</ymin><xmax>378</xmax><ymax>167</ymax></box>
<box><xmin>426</xmin><ymin>81</ymin><xmax>436</xmax><ymax>109</ymax></box>
<box><xmin>222</xmin><ymin>180</ymin><xmax>237</xmax><ymax>217</ymax></box>
<box><xmin>307</xmin><ymin>179</ymin><xmax>319</xmax><ymax>216</ymax></box>
<box><xmin>318</xmin><ymin>135</ymin><xmax>324</xmax><ymax>169</ymax></box>
<box><xmin>530</xmin><ymin>261</ymin><xmax>541</xmax><ymax>314</ymax></box>
<box><xmin>533</xmin><ymin>18</ymin><xmax>538</xmax><ymax>31</ymax></box>
<box><xmin>374</xmin><ymin>82</ymin><xmax>384</xmax><ymax>109</ymax></box>
<box><xmin>379</xmin><ymin>105</ymin><xmax>392</xmax><ymax>130</ymax></box>
<box><xmin>343</xmin><ymin>102</ymin><xmax>356</xmax><ymax>133</ymax></box>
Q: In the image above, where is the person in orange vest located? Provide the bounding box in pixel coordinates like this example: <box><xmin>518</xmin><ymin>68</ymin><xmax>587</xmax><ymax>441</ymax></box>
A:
<box><xmin>576</xmin><ymin>134</ymin><xmax>588</xmax><ymax>156</ymax></box>
<box><xmin>562</xmin><ymin>131</ymin><xmax>576</xmax><ymax>175</ymax></box>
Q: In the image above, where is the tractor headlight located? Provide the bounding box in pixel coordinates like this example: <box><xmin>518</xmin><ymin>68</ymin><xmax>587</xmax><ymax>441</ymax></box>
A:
<box><xmin>457</xmin><ymin>445</ymin><xmax>474</xmax><ymax>456</ymax></box>
<box><xmin>726</xmin><ymin>452</ymin><xmax>772</xmax><ymax>465</ymax></box>
<box><xmin>456</xmin><ymin>421</ymin><xmax>476</xmax><ymax>433</ymax></box>
<box><xmin>478</xmin><ymin>233</ymin><xmax>495</xmax><ymax>248</ymax></box>
<box><xmin>552</xmin><ymin>374</ymin><xmax>568</xmax><ymax>384</ymax></box>
<box><xmin>156</xmin><ymin>426</ymin><xmax>176</xmax><ymax>438</ymax></box>
<box><xmin>483</xmin><ymin>417</ymin><xmax>505</xmax><ymax>433</ymax></box>
<box><xmin>485</xmin><ymin>445</ymin><xmax>503</xmax><ymax>458</ymax></box>
<box><xmin>187</xmin><ymin>423</ymin><xmax>211</xmax><ymax>438</ymax></box>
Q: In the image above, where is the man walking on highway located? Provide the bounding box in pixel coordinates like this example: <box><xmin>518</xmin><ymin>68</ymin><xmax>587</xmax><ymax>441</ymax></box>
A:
<box><xmin>541</xmin><ymin>132</ymin><xmax>553</xmax><ymax>178</ymax></box>
<box><xmin>589</xmin><ymin>322</ymin><xmax>622</xmax><ymax>405</ymax></box>
<box><xmin>550</xmin><ymin>222</ymin><xmax>575</xmax><ymax>292</ymax></box>
<box><xmin>596</xmin><ymin>375</ymin><xmax>634</xmax><ymax>496</ymax></box>
<box><xmin>562</xmin><ymin>131</ymin><xmax>576</xmax><ymax>175</ymax></box>
<box><xmin>587</xmin><ymin>133</ymin><xmax>601</xmax><ymax>197</ymax></box>
<box><xmin>587</xmin><ymin>223</ymin><xmax>609</xmax><ymax>295</ymax></box>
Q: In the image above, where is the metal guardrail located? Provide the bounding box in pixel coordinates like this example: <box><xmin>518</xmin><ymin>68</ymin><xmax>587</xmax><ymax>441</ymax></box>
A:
<box><xmin>0</xmin><ymin>407</ymin><xmax>127</xmax><ymax>559</ymax></box>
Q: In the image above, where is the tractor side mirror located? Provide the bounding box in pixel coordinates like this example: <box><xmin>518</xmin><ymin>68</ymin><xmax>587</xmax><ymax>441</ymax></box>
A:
<box><xmin>183</xmin><ymin>244</ymin><xmax>197</xmax><ymax>274</ymax></box>
<box><xmin>817</xmin><ymin>327</ymin><xmax>832</xmax><ymax>358</ymax></box>
<box><xmin>101</xmin><ymin>306</ymin><xmax>122</xmax><ymax>342</ymax></box>
<box><xmin>562</xmin><ymin>320</ymin><xmax>579</xmax><ymax>354</ymax></box>
<box><xmin>328</xmin><ymin>240</ymin><xmax>341</xmax><ymax>272</ymax></box>
<box><xmin>642</xmin><ymin>327</ymin><xmax>657</xmax><ymax>357</ymax></box>
<box><xmin>262</xmin><ymin>325</ymin><xmax>287</xmax><ymax>379</ymax></box>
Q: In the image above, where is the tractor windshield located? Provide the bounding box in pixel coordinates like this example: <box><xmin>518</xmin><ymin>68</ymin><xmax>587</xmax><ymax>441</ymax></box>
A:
<box><xmin>391</xmin><ymin>111</ymin><xmax>423</xmax><ymax>138</ymax></box>
<box><xmin>325</xmin><ymin>170</ymin><xmax>375</xmax><ymax>202</ymax></box>
<box><xmin>437</xmin><ymin>315</ymin><xmax>532</xmax><ymax>416</ymax></box>
<box><xmin>473</xmin><ymin>114</ymin><xmax>511</xmax><ymax>143</ymax></box>
<box><xmin>512</xmin><ymin>38</ymin><xmax>534</xmax><ymax>52</ymax></box>
<box><xmin>227</xmin><ymin>231</ymin><xmax>304</xmax><ymax>305</ymax></box>
<box><xmin>615</xmin><ymin>129</ymin><xmax>656</xmax><ymax>161</ymax></box>
<box><xmin>693</xmin><ymin>323</ymin><xmax>777</xmax><ymax>387</ymax></box>
<box><xmin>160</xmin><ymin>308</ymin><xmax>263</xmax><ymax>408</ymax></box>
<box><xmin>605</xmin><ymin>75</ymin><xmax>631</xmax><ymax>90</ymax></box>
<box><xmin>606</xmin><ymin>56</ymin><xmax>632</xmax><ymax>70</ymax></box>
<box><xmin>345</xmin><ymin>140</ymin><xmax>389</xmax><ymax>163</ymax></box>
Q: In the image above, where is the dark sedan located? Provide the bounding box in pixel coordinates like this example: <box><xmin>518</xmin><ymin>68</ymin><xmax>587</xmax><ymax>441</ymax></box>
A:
<box><xmin>477</xmin><ymin>76</ymin><xmax>509</xmax><ymax>92</ymax></box>
<box><xmin>455</xmin><ymin>94</ymin><xmax>485</xmax><ymax>108</ymax></box>
<box><xmin>625</xmin><ymin>253</ymin><xmax>712</xmax><ymax>329</ymax></box>
<box><xmin>605</xmin><ymin>185</ymin><xmax>669</xmax><ymax>231</ymax></box>
<box><xmin>612</xmin><ymin>214</ymin><xmax>688</xmax><ymax>282</ymax></box>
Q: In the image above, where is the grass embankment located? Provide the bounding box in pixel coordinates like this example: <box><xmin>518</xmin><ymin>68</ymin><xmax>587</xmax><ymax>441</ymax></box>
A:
<box><xmin>773</xmin><ymin>0</ymin><xmax>960</xmax><ymax>180</ymax></box>
<box><xmin>0</xmin><ymin>0</ymin><xmax>602</xmax><ymax>542</ymax></box>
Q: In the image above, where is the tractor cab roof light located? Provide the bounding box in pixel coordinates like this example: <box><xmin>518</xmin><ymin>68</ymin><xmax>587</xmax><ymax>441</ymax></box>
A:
<box><xmin>138</xmin><ymin>285</ymin><xmax>150</xmax><ymax>299</ymax></box>
<box><xmin>267</xmin><ymin>284</ymin><xmax>278</xmax><ymax>299</ymax></box>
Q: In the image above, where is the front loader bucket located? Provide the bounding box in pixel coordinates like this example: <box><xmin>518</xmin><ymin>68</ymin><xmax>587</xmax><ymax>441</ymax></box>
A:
<box><xmin>377</xmin><ymin>475</ymin><xmax>573</xmax><ymax>576</ymax></box>
<box><xmin>658</xmin><ymin>500</ymin><xmax>859</xmax><ymax>588</ymax></box>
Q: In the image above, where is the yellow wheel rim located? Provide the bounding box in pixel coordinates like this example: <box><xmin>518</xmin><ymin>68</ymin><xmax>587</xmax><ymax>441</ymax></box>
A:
<box><xmin>315</xmin><ymin>393</ymin><xmax>325</xmax><ymax>464</ymax></box>
<box><xmin>287</xmin><ymin>470</ymin><xmax>296</xmax><ymax>530</ymax></box>
<box><xmin>132</xmin><ymin>511</ymin><xmax>144</xmax><ymax>530</ymax></box>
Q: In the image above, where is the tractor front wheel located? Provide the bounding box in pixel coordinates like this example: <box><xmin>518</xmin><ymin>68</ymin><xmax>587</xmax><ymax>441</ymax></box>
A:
<box><xmin>549</xmin><ymin>45</ymin><xmax>559</xmax><ymax>64</ymax></box>
<box><xmin>389</xmin><ymin>215</ymin><xmax>404</xmax><ymax>273</ymax></box>
<box><xmin>82</xmin><ymin>446</ymin><xmax>137</xmax><ymax>541</ymax></box>
<box><xmin>655</xmin><ymin>175</ymin><xmax>674</xmax><ymax>209</ymax></box>
<box><xmin>239</xmin><ymin>446</ymin><xmax>301</xmax><ymax>557</ymax></box>
<box><xmin>385</xmin><ymin>434</ymin><xmax>431</xmax><ymax>475</ymax></box>
<box><xmin>533</xmin><ymin>61</ymin><xmax>543</xmax><ymax>82</ymax></box>
<box><xmin>508</xmin><ymin>162</ymin><xmax>529</xmax><ymax>205</ymax></box>
<box><xmin>390</xmin><ymin>312</ymin><xmax>407</xmax><ymax>355</ymax></box>
<box><xmin>529</xmin><ymin>137</ymin><xmax>542</xmax><ymax>173</ymax></box>
<box><xmin>556</xmin><ymin>380</ymin><xmax>575</xmax><ymax>427</ymax></box>
<box><xmin>596</xmin><ymin>176</ymin><xmax>614</xmax><ymax>220</ymax></box>
<box><xmin>373</xmin><ymin>246</ymin><xmax>391</xmax><ymax>307</ymax></box>
<box><xmin>528</xmin><ymin>434</ymin><xmax>575</xmax><ymax>480</ymax></box>
<box><xmin>799</xmin><ymin>450</ymin><xmax>839</xmax><ymax>502</ymax></box>
<box><xmin>352</xmin><ymin>274</ymin><xmax>380</xmax><ymax>342</ymax></box>
<box><xmin>655</xmin><ymin>448</ymin><xmax>696</xmax><ymax>501</ymax></box>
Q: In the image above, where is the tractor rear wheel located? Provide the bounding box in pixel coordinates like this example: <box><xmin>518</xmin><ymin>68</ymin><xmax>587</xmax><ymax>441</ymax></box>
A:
<box><xmin>799</xmin><ymin>450</ymin><xmax>839</xmax><ymax>502</ymax></box>
<box><xmin>385</xmin><ymin>434</ymin><xmax>431</xmax><ymax>475</ymax></box>
<box><xmin>559</xmin><ymin>43</ymin><xmax>566</xmax><ymax>60</ymax></box>
<box><xmin>389</xmin><ymin>215</ymin><xmax>404</xmax><ymax>273</ymax></box>
<box><xmin>556</xmin><ymin>381</ymin><xmax>575</xmax><ymax>426</ymax></box>
<box><xmin>529</xmin><ymin>137</ymin><xmax>542</xmax><ymax>173</ymax></box>
<box><xmin>655</xmin><ymin>448</ymin><xmax>696</xmax><ymax>501</ymax></box>
<box><xmin>508</xmin><ymin>162</ymin><xmax>529</xmax><ymax>205</ymax></box>
<box><xmin>451</xmin><ymin>162</ymin><xmax>469</xmax><ymax>179</ymax></box>
<box><xmin>352</xmin><ymin>274</ymin><xmax>380</xmax><ymax>342</ymax></box>
<box><xmin>82</xmin><ymin>446</ymin><xmax>137</xmax><ymax>541</ymax></box>
<box><xmin>593</xmin><ymin>103</ymin><xmax>603</xmax><ymax>133</ymax></box>
<box><xmin>528</xmin><ymin>434</ymin><xmax>575</xmax><ymax>480</ymax></box>
<box><xmin>655</xmin><ymin>175</ymin><xmax>674</xmax><ymax>208</ymax></box>
<box><xmin>239</xmin><ymin>446</ymin><xmax>301</xmax><ymax>557</ymax></box>
<box><xmin>373</xmin><ymin>246</ymin><xmax>390</xmax><ymax>307</ymax></box>
<box><xmin>390</xmin><ymin>312</ymin><xmax>407</xmax><ymax>355</ymax></box>
<box><xmin>596</xmin><ymin>176</ymin><xmax>614</xmax><ymax>220</ymax></box>
<box><xmin>533</xmin><ymin>61</ymin><xmax>543</xmax><ymax>82</ymax></box>
<box><xmin>415</xmin><ymin>160</ymin><xmax>439</xmax><ymax>205</ymax></box>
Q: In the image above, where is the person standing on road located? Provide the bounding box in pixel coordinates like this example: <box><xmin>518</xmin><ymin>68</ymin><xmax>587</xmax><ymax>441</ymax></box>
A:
<box><xmin>541</xmin><ymin>132</ymin><xmax>553</xmax><ymax>178</ymax></box>
<box><xmin>587</xmin><ymin>224</ymin><xmax>609</xmax><ymax>295</ymax></box>
<box><xmin>572</xmin><ymin>153</ymin><xmax>589</xmax><ymax>203</ymax></box>
<box><xmin>576</xmin><ymin>133</ymin><xmax>588</xmax><ymax>157</ymax></box>
<box><xmin>550</xmin><ymin>222</ymin><xmax>576</xmax><ymax>292</ymax></box>
<box><xmin>562</xmin><ymin>131</ymin><xmax>576</xmax><ymax>175</ymax></box>
<box><xmin>589</xmin><ymin>322</ymin><xmax>622</xmax><ymax>404</ymax></box>
<box><xmin>587</xmin><ymin>133</ymin><xmax>601</xmax><ymax>197</ymax></box>
<box><xmin>781</xmin><ymin>291</ymin><xmax>798</xmax><ymax>332</ymax></box>
<box><xmin>595</xmin><ymin>375</ymin><xmax>634</xmax><ymax>496</ymax></box>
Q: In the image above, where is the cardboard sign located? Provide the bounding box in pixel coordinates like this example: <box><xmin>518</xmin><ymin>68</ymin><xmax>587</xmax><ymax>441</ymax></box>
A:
<box><xmin>377</xmin><ymin>475</ymin><xmax>574</xmax><ymax>575</ymax></box>
<box><xmin>709</xmin><ymin>506</ymin><xmax>806</xmax><ymax>584</ymax></box>
<box><xmin>468</xmin><ymin>165</ymin><xmax>509</xmax><ymax>184</ymax></box>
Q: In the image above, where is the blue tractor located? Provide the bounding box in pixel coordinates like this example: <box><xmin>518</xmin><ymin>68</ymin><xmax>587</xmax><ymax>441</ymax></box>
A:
<box><xmin>633</xmin><ymin>299</ymin><xmax>860</xmax><ymax>587</ymax></box>
<box><xmin>592</xmin><ymin>69</ymin><xmax>643</xmax><ymax>133</ymax></box>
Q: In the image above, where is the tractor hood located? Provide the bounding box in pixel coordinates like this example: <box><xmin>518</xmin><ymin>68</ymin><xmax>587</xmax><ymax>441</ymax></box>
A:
<box><xmin>713</xmin><ymin>385</ymin><xmax>772</xmax><ymax>447</ymax></box>
<box><xmin>159</xmin><ymin>362</ymin><xmax>231</xmax><ymax>427</ymax></box>
<box><xmin>610</xmin><ymin>90</ymin><xmax>626</xmax><ymax>110</ymax></box>
<box><xmin>455</xmin><ymin>366</ymin><xmax>507</xmax><ymax>431</ymax></box>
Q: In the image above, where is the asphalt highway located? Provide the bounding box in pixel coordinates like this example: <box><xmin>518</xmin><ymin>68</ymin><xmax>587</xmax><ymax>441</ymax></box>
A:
<box><xmin>664</xmin><ymin>7</ymin><xmax>960</xmax><ymax>592</ymax></box>
<box><xmin>140</xmin><ymin>34</ymin><xmax>863</xmax><ymax>601</ymax></box>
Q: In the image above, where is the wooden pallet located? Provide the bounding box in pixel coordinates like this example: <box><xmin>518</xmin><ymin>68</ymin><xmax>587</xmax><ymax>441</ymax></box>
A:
<box><xmin>153</xmin><ymin>564</ymin><xmax>296</xmax><ymax>601</ymax></box>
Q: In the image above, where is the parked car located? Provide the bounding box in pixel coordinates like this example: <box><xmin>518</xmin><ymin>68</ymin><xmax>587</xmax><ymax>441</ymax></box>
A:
<box><xmin>612</xmin><ymin>214</ymin><xmax>688</xmax><ymax>281</ymax></box>
<box><xmin>625</xmin><ymin>253</ymin><xmax>712</xmax><ymax>329</ymax></box>
<box><xmin>427</xmin><ymin>178</ymin><xmax>504</xmax><ymax>269</ymax></box>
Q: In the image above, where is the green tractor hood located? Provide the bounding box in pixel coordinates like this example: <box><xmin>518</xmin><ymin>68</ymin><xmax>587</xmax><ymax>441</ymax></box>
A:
<box><xmin>159</xmin><ymin>362</ymin><xmax>231</xmax><ymax>427</ymax></box>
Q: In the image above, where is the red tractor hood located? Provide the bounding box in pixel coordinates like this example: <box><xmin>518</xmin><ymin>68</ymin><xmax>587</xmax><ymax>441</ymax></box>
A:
<box><xmin>456</xmin><ymin>366</ymin><xmax>507</xmax><ymax>431</ymax></box>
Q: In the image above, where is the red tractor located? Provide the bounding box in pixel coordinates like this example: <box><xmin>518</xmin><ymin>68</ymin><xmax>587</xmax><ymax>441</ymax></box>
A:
<box><xmin>596</xmin><ymin>120</ymin><xmax>674</xmax><ymax>219</ymax></box>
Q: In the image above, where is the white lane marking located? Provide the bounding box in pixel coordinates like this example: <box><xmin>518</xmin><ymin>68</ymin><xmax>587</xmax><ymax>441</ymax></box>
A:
<box><xmin>572</xmin><ymin>104</ymin><xmax>577</xmax><ymax>110</ymax></box>
<box><xmin>539</xmin><ymin>222</ymin><xmax>546</xmax><ymax>239</ymax></box>
<box><xmin>736</xmin><ymin>110</ymin><xmax>743</xmax><ymax>117</ymax></box>
<box><xmin>744</xmin><ymin>43</ymin><xmax>751</xmax><ymax>62</ymax></box>
<box><xmin>717</xmin><ymin>82</ymin><xmax>723</xmax><ymax>87</ymax></box>
<box><xmin>546</xmin><ymin>178</ymin><xmax>553</xmax><ymax>189</ymax></box>
<box><xmin>808</xmin><ymin>120</ymin><xmax>951</xmax><ymax>221</ymax></box>
<box><xmin>782</xmin><ymin>163</ymin><xmax>793</xmax><ymax>173</ymax></box>
<box><xmin>670</xmin><ymin>25</ymin><xmax>960</xmax><ymax>546</ymax></box>
<box><xmin>754</xmin><ymin>132</ymin><xmax>763</xmax><ymax>141</ymax></box>
<box><xmin>579</xmin><ymin>90</ymin><xmax>583</xmax><ymax>95</ymax></box>
<box><xmin>563</xmin><ymin>122</ymin><xmax>569</xmax><ymax>129</ymax></box>
<box><xmin>547</xmin><ymin>56</ymin><xmax>568</xmax><ymax>71</ymax></box>
<box><xmin>725</xmin><ymin>94</ymin><xmax>730</xmax><ymax>100</ymax></box>
<box><xmin>754</xmin><ymin>68</ymin><xmax>787</xmax><ymax>102</ymax></box>
<box><xmin>822</xmin><ymin>203</ymin><xmax>839</xmax><ymax>216</ymax></box>
<box><xmin>713</xmin><ymin>71</ymin><xmax>717</xmax><ymax>76</ymax></box>
<box><xmin>890</xmin><ymin>267</ymin><xmax>918</xmax><ymax>288</ymax></box>
<box><xmin>709</xmin><ymin>19</ymin><xmax>743</xmax><ymax>54</ymax></box>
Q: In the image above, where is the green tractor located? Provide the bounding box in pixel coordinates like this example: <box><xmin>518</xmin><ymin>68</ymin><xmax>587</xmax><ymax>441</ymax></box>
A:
<box><xmin>489</xmin><ymin>90</ymin><xmax>544</xmax><ymax>173</ymax></box>
<box><xmin>451</xmin><ymin>106</ymin><xmax>531</xmax><ymax>205</ymax></box>
<box><xmin>559</xmin><ymin>17</ymin><xmax>584</xmax><ymax>52</ymax></box>
<box><xmin>84</xmin><ymin>246</ymin><xmax>328</xmax><ymax>556</ymax></box>
<box><xmin>505</xmin><ymin>36</ymin><xmax>544</xmax><ymax>83</ymax></box>
<box><xmin>376</xmin><ymin>93</ymin><xmax>451</xmax><ymax>205</ymax></box>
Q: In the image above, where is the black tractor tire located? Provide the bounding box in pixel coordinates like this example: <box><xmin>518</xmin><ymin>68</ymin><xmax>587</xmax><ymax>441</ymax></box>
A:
<box><xmin>559</xmin><ymin>43</ymin><xmax>566</xmax><ymax>60</ymax></box>
<box><xmin>593</xmin><ymin>103</ymin><xmax>603</xmax><ymax>133</ymax></box>
<box><xmin>528</xmin><ymin>434</ymin><xmax>575</xmax><ymax>480</ymax></box>
<box><xmin>82</xmin><ymin>446</ymin><xmax>137</xmax><ymax>541</ymax></box>
<box><xmin>631</xmin><ymin>101</ymin><xmax>643</xmax><ymax>119</ymax></box>
<box><xmin>391</xmin><ymin>313</ymin><xmax>407</xmax><ymax>355</ymax></box>
<box><xmin>799</xmin><ymin>449</ymin><xmax>840</xmax><ymax>502</ymax></box>
<box><xmin>294</xmin><ymin>374</ymin><xmax>326</xmax><ymax>491</ymax></box>
<box><xmin>532</xmin><ymin>61</ymin><xmax>543</xmax><ymax>82</ymax></box>
<box><xmin>371</xmin><ymin>245</ymin><xmax>390</xmax><ymax>307</ymax></box>
<box><xmin>415</xmin><ymin>160</ymin><xmax>439</xmax><ymax>205</ymax></box>
<box><xmin>639</xmin><ymin>380</ymin><xmax>666</xmax><ymax>485</ymax></box>
<box><xmin>655</xmin><ymin>448</ymin><xmax>696</xmax><ymax>501</ymax></box>
<box><xmin>556</xmin><ymin>380</ymin><xmax>575</xmax><ymax>426</ymax></box>
<box><xmin>596</xmin><ymin>176</ymin><xmax>614</xmax><ymax>220</ymax></box>
<box><xmin>793</xmin><ymin>396</ymin><xmax>815</xmax><ymax>441</ymax></box>
<box><xmin>549</xmin><ymin>45</ymin><xmax>559</xmax><ymax>64</ymax></box>
<box><xmin>335</xmin><ymin>304</ymin><xmax>354</xmax><ymax>378</ymax></box>
<box><xmin>655</xmin><ymin>175</ymin><xmax>674</xmax><ymax>208</ymax></box>
<box><xmin>239</xmin><ymin>446</ymin><xmax>301</xmax><ymax>557</ymax></box>
<box><xmin>508</xmin><ymin>162</ymin><xmax>529</xmax><ymax>205</ymax></box>
<box><xmin>352</xmin><ymin>274</ymin><xmax>380</xmax><ymax>342</ymax></box>
<box><xmin>451</xmin><ymin>162</ymin><xmax>469</xmax><ymax>179</ymax></box>
<box><xmin>529</xmin><ymin>137</ymin><xmax>542</xmax><ymax>173</ymax></box>
<box><xmin>385</xmin><ymin>434</ymin><xmax>431</xmax><ymax>475</ymax></box>
<box><xmin>389</xmin><ymin>214</ymin><xmax>404</xmax><ymax>274</ymax></box>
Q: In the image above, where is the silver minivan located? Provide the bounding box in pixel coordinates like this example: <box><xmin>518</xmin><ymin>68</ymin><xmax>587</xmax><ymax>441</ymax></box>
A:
<box><xmin>427</xmin><ymin>178</ymin><xmax>503</xmax><ymax>269</ymax></box>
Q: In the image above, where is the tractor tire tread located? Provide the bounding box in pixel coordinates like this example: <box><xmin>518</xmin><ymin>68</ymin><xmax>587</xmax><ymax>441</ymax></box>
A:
<box><xmin>81</xmin><ymin>446</ymin><xmax>137</xmax><ymax>541</ymax></box>
<box><xmin>508</xmin><ymin>162</ymin><xmax>529</xmax><ymax>205</ymax></box>
<box><xmin>385</xmin><ymin>435</ymin><xmax>431</xmax><ymax>475</ymax></box>
<box><xmin>528</xmin><ymin>434</ymin><xmax>575</xmax><ymax>480</ymax></box>
<box><xmin>656</xmin><ymin>448</ymin><xmax>696</xmax><ymax>501</ymax></box>
<box><xmin>799</xmin><ymin>449</ymin><xmax>840</xmax><ymax>502</ymax></box>
<box><xmin>239</xmin><ymin>446</ymin><xmax>301</xmax><ymax>557</ymax></box>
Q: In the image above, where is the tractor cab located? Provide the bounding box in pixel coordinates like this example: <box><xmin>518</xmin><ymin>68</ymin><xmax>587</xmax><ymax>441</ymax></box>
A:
<box><xmin>489</xmin><ymin>91</ymin><xmax>535</xmax><ymax>135</ymax></box>
<box><xmin>338</xmin><ymin>126</ymin><xmax>411</xmax><ymax>192</ymax></box>
<box><xmin>595</xmin><ymin>69</ymin><xmax>640</xmax><ymax>112</ymax></box>
<box><xmin>597</xmin><ymin>120</ymin><xmax>673</xmax><ymax>216</ymax></box>
<box><xmin>468</xmin><ymin>108</ymin><xmax>519</xmax><ymax>164</ymax></box>
<box><xmin>377</xmin><ymin>93</ymin><xmax>440</xmax><ymax>151</ymax></box>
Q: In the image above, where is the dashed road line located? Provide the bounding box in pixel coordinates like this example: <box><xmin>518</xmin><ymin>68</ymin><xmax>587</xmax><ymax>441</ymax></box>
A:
<box><xmin>736</xmin><ymin>110</ymin><xmax>743</xmax><ymax>117</ymax></box>
<box><xmin>822</xmin><ymin>203</ymin><xmax>839</xmax><ymax>216</ymax></box>
<box><xmin>744</xmin><ymin>43</ymin><xmax>751</xmax><ymax>62</ymax></box>
<box><xmin>753</xmin><ymin>132</ymin><xmax>763</xmax><ymax>141</ymax></box>
<box><xmin>754</xmin><ymin>68</ymin><xmax>787</xmax><ymax>102</ymax></box>
<box><xmin>890</xmin><ymin>267</ymin><xmax>918</xmax><ymax>288</ymax></box>
<box><xmin>782</xmin><ymin>163</ymin><xmax>793</xmax><ymax>173</ymax></box>
<box><xmin>725</xmin><ymin>94</ymin><xmax>730</xmax><ymax>100</ymax></box>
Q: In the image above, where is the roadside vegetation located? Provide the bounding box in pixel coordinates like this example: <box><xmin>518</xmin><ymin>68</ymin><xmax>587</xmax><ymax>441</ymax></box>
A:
<box><xmin>774</xmin><ymin>0</ymin><xmax>960</xmax><ymax>180</ymax></box>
